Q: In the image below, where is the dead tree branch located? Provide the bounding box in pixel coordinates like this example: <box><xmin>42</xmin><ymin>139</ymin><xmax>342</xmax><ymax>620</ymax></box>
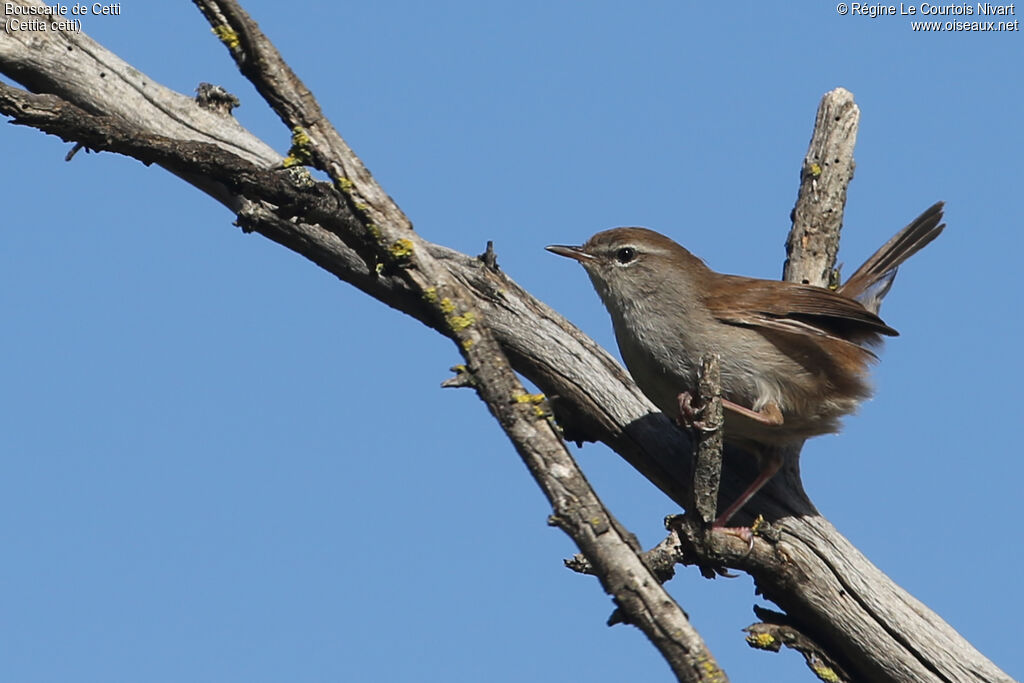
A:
<box><xmin>0</xmin><ymin>4</ymin><xmax>1011</xmax><ymax>681</ymax></box>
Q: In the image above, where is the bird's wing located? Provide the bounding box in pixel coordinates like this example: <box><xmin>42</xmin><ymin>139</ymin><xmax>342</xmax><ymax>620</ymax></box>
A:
<box><xmin>703</xmin><ymin>275</ymin><xmax>898</xmax><ymax>345</ymax></box>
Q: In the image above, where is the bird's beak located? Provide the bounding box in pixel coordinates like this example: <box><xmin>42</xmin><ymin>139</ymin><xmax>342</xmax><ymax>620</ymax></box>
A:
<box><xmin>545</xmin><ymin>244</ymin><xmax>593</xmax><ymax>262</ymax></box>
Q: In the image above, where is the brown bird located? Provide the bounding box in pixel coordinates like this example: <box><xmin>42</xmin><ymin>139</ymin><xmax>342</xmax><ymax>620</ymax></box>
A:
<box><xmin>547</xmin><ymin>202</ymin><xmax>945</xmax><ymax>524</ymax></box>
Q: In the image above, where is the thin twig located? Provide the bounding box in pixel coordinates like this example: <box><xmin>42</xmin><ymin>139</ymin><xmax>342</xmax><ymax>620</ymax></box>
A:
<box><xmin>691</xmin><ymin>355</ymin><xmax>724</xmax><ymax>525</ymax></box>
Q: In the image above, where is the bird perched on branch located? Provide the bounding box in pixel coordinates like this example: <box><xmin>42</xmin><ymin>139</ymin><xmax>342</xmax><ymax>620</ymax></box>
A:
<box><xmin>547</xmin><ymin>202</ymin><xmax>945</xmax><ymax>525</ymax></box>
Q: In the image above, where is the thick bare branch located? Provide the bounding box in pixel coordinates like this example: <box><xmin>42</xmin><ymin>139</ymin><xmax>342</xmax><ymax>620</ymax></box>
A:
<box><xmin>184</xmin><ymin>4</ymin><xmax>725</xmax><ymax>675</ymax></box>
<box><xmin>179</xmin><ymin>3</ymin><xmax>718</xmax><ymax>674</ymax></box>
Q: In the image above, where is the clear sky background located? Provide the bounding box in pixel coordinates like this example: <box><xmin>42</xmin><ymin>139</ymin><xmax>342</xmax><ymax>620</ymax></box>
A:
<box><xmin>2</xmin><ymin>3</ymin><xmax>1021</xmax><ymax>682</ymax></box>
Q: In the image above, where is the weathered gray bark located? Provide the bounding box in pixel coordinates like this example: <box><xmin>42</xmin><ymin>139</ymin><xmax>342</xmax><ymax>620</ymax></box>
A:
<box><xmin>0</xmin><ymin>3</ymin><xmax>1012</xmax><ymax>681</ymax></box>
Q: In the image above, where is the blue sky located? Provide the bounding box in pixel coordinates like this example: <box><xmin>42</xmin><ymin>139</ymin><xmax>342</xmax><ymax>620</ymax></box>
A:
<box><xmin>2</xmin><ymin>3</ymin><xmax>1021</xmax><ymax>681</ymax></box>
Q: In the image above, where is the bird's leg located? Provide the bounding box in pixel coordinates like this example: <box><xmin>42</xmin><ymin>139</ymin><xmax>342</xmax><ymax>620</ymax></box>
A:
<box><xmin>722</xmin><ymin>399</ymin><xmax>784</xmax><ymax>426</ymax></box>
<box><xmin>680</xmin><ymin>391</ymin><xmax>783</xmax><ymax>429</ymax></box>
<box><xmin>713</xmin><ymin>447</ymin><xmax>784</xmax><ymax>527</ymax></box>
<box><xmin>678</xmin><ymin>393</ymin><xmax>785</xmax><ymax>525</ymax></box>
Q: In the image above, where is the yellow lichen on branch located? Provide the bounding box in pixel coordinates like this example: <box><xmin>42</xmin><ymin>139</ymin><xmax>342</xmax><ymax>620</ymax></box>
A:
<box><xmin>212</xmin><ymin>25</ymin><xmax>240</xmax><ymax>49</ymax></box>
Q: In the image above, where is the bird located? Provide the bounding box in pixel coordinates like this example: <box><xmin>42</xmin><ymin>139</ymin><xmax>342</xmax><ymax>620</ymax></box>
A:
<box><xmin>547</xmin><ymin>202</ymin><xmax>945</xmax><ymax>524</ymax></box>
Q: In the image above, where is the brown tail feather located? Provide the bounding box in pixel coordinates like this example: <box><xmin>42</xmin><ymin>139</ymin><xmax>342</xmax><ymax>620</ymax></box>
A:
<box><xmin>838</xmin><ymin>202</ymin><xmax>945</xmax><ymax>313</ymax></box>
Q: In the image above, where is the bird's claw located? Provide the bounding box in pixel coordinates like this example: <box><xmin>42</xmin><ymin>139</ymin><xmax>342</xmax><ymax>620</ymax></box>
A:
<box><xmin>714</xmin><ymin>524</ymin><xmax>756</xmax><ymax>554</ymax></box>
<box><xmin>677</xmin><ymin>391</ymin><xmax>718</xmax><ymax>432</ymax></box>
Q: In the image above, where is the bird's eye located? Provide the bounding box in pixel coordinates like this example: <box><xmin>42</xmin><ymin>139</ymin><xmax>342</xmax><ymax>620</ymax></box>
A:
<box><xmin>615</xmin><ymin>247</ymin><xmax>637</xmax><ymax>264</ymax></box>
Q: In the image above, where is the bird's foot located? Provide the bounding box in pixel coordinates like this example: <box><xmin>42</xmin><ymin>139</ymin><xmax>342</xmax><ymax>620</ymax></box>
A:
<box><xmin>676</xmin><ymin>391</ymin><xmax>718</xmax><ymax>432</ymax></box>
<box><xmin>712</xmin><ymin>516</ymin><xmax>773</xmax><ymax>554</ymax></box>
